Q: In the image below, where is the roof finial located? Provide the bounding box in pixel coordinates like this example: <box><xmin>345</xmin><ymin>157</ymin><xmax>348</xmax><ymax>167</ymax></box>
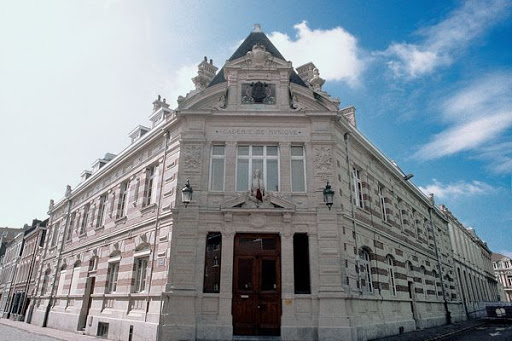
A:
<box><xmin>253</xmin><ymin>24</ymin><xmax>261</xmax><ymax>32</ymax></box>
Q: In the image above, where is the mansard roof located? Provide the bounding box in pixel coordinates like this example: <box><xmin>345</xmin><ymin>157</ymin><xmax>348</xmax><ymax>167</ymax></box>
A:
<box><xmin>208</xmin><ymin>29</ymin><xmax>307</xmax><ymax>88</ymax></box>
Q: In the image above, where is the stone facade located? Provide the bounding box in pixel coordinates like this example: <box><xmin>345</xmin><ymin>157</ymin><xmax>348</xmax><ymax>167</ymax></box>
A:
<box><xmin>492</xmin><ymin>253</ymin><xmax>512</xmax><ymax>302</ymax></box>
<box><xmin>442</xmin><ymin>206</ymin><xmax>499</xmax><ymax>317</ymax></box>
<box><xmin>2</xmin><ymin>25</ymin><xmax>501</xmax><ymax>340</ymax></box>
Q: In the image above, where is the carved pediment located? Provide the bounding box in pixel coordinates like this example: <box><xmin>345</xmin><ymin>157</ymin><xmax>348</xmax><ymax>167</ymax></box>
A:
<box><xmin>221</xmin><ymin>192</ymin><xmax>295</xmax><ymax>210</ymax></box>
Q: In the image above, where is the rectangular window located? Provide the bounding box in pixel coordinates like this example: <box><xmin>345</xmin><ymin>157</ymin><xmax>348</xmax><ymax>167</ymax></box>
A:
<box><xmin>352</xmin><ymin>167</ymin><xmax>364</xmax><ymax>208</ymax></box>
<box><xmin>209</xmin><ymin>146</ymin><xmax>225</xmax><ymax>191</ymax></box>
<box><xmin>117</xmin><ymin>181</ymin><xmax>129</xmax><ymax>218</ymax></box>
<box><xmin>203</xmin><ymin>232</ymin><xmax>222</xmax><ymax>293</ymax></box>
<box><xmin>66</xmin><ymin>213</ymin><xmax>75</xmax><ymax>241</ymax></box>
<box><xmin>291</xmin><ymin>146</ymin><xmax>306</xmax><ymax>192</ymax></box>
<box><xmin>133</xmin><ymin>257</ymin><xmax>148</xmax><ymax>293</ymax></box>
<box><xmin>398</xmin><ymin>198</ymin><xmax>404</xmax><ymax>230</ymax></box>
<box><xmin>51</xmin><ymin>222</ymin><xmax>60</xmax><ymax>247</ymax></box>
<box><xmin>293</xmin><ymin>233</ymin><xmax>311</xmax><ymax>294</ymax></box>
<box><xmin>378</xmin><ymin>184</ymin><xmax>387</xmax><ymax>222</ymax></box>
<box><xmin>236</xmin><ymin>145</ymin><xmax>279</xmax><ymax>192</ymax></box>
<box><xmin>96</xmin><ymin>194</ymin><xmax>107</xmax><ymax>228</ymax></box>
<box><xmin>143</xmin><ymin>166</ymin><xmax>155</xmax><ymax>207</ymax></box>
<box><xmin>80</xmin><ymin>204</ymin><xmax>90</xmax><ymax>235</ymax></box>
<box><xmin>106</xmin><ymin>262</ymin><xmax>119</xmax><ymax>293</ymax></box>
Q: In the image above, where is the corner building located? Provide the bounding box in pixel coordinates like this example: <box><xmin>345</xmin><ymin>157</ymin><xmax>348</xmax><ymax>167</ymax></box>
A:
<box><xmin>32</xmin><ymin>26</ymin><xmax>466</xmax><ymax>341</ymax></box>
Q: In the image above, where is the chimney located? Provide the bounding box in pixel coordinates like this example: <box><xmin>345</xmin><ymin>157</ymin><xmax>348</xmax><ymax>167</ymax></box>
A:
<box><xmin>192</xmin><ymin>56</ymin><xmax>218</xmax><ymax>91</ymax></box>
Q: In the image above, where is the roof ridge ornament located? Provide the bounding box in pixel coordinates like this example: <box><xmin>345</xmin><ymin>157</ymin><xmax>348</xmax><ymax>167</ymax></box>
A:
<box><xmin>246</xmin><ymin>43</ymin><xmax>272</xmax><ymax>67</ymax></box>
<box><xmin>253</xmin><ymin>24</ymin><xmax>262</xmax><ymax>32</ymax></box>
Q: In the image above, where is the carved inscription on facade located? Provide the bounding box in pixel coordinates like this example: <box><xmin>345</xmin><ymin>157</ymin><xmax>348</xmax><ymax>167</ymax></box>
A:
<box><xmin>213</xmin><ymin>128</ymin><xmax>303</xmax><ymax>137</ymax></box>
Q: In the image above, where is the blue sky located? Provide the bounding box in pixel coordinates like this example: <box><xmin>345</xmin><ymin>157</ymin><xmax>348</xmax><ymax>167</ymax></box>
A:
<box><xmin>0</xmin><ymin>0</ymin><xmax>510</xmax><ymax>256</ymax></box>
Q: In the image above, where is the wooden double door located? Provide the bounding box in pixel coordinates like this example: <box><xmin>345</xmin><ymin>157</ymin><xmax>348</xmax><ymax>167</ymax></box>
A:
<box><xmin>232</xmin><ymin>234</ymin><xmax>281</xmax><ymax>336</ymax></box>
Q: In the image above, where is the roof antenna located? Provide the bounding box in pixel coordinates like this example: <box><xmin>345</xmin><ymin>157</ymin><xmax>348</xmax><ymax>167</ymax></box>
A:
<box><xmin>253</xmin><ymin>24</ymin><xmax>261</xmax><ymax>32</ymax></box>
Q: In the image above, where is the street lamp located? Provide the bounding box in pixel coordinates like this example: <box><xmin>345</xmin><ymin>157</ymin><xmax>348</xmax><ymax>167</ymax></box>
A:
<box><xmin>323</xmin><ymin>182</ymin><xmax>334</xmax><ymax>210</ymax></box>
<box><xmin>181</xmin><ymin>179</ymin><xmax>193</xmax><ymax>207</ymax></box>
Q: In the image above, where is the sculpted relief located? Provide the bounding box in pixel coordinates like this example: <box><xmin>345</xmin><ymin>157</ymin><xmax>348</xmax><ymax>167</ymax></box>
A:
<box><xmin>183</xmin><ymin>146</ymin><xmax>203</xmax><ymax>172</ymax></box>
<box><xmin>314</xmin><ymin>146</ymin><xmax>333</xmax><ymax>173</ymax></box>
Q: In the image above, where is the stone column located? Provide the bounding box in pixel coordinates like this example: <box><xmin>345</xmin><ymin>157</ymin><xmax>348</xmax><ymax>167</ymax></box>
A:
<box><xmin>225</xmin><ymin>141</ymin><xmax>237</xmax><ymax>192</ymax></box>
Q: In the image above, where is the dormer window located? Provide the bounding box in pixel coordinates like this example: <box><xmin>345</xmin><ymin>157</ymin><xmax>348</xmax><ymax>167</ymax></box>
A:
<box><xmin>129</xmin><ymin>125</ymin><xmax>150</xmax><ymax>144</ymax></box>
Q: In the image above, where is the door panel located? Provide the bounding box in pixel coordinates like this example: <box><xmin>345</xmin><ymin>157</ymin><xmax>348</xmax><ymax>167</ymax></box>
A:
<box><xmin>233</xmin><ymin>234</ymin><xmax>280</xmax><ymax>336</ymax></box>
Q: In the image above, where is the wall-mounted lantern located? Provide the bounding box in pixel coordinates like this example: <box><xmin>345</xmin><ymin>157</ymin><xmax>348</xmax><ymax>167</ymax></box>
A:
<box><xmin>181</xmin><ymin>179</ymin><xmax>193</xmax><ymax>207</ymax></box>
<box><xmin>323</xmin><ymin>182</ymin><xmax>334</xmax><ymax>210</ymax></box>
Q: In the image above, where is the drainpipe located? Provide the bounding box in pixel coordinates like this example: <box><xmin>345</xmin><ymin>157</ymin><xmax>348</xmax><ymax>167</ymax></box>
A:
<box><xmin>43</xmin><ymin>192</ymin><xmax>72</xmax><ymax>327</ymax></box>
<box><xmin>428</xmin><ymin>206</ymin><xmax>451</xmax><ymax>324</ymax></box>
<box><xmin>145</xmin><ymin>130</ymin><xmax>170</xmax><ymax>323</ymax></box>
<box><xmin>344</xmin><ymin>132</ymin><xmax>360</xmax><ymax>294</ymax></box>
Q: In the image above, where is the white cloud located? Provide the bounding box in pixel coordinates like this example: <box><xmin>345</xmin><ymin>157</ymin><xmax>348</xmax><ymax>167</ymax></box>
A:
<box><xmin>419</xmin><ymin>179</ymin><xmax>494</xmax><ymax>200</ymax></box>
<box><xmin>414</xmin><ymin>112</ymin><xmax>512</xmax><ymax>160</ymax></box>
<box><xmin>164</xmin><ymin>64</ymin><xmax>198</xmax><ymax>107</ymax></box>
<box><xmin>268</xmin><ymin>21</ymin><xmax>365</xmax><ymax>87</ymax></box>
<box><xmin>378</xmin><ymin>0</ymin><xmax>511</xmax><ymax>78</ymax></box>
<box><xmin>413</xmin><ymin>72</ymin><xmax>512</xmax><ymax>172</ymax></box>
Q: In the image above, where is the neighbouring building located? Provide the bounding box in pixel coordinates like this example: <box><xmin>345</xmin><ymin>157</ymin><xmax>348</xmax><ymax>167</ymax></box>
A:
<box><xmin>27</xmin><ymin>25</ymin><xmax>472</xmax><ymax>341</ymax></box>
<box><xmin>0</xmin><ymin>220</ymin><xmax>47</xmax><ymax>321</ymax></box>
<box><xmin>442</xmin><ymin>206</ymin><xmax>499</xmax><ymax>317</ymax></box>
<box><xmin>0</xmin><ymin>227</ymin><xmax>23</xmax><ymax>314</ymax></box>
<box><xmin>0</xmin><ymin>229</ymin><xmax>24</xmax><ymax>317</ymax></box>
<box><xmin>492</xmin><ymin>253</ymin><xmax>512</xmax><ymax>302</ymax></box>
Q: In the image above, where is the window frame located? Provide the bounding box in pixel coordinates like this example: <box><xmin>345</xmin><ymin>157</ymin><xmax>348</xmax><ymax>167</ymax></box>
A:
<box><xmin>360</xmin><ymin>249</ymin><xmax>373</xmax><ymax>293</ymax></box>
<box><xmin>50</xmin><ymin>221</ymin><xmax>60</xmax><ymax>247</ymax></box>
<box><xmin>106</xmin><ymin>262</ymin><xmax>120</xmax><ymax>294</ymax></box>
<box><xmin>142</xmin><ymin>166</ymin><xmax>156</xmax><ymax>207</ymax></box>
<box><xmin>203</xmin><ymin>232</ymin><xmax>222</xmax><ymax>293</ymax></box>
<box><xmin>96</xmin><ymin>194</ymin><xmax>107</xmax><ymax>228</ymax></box>
<box><xmin>352</xmin><ymin>167</ymin><xmax>364</xmax><ymax>208</ymax></box>
<box><xmin>236</xmin><ymin>145</ymin><xmax>280</xmax><ymax>192</ymax></box>
<box><xmin>378</xmin><ymin>184</ymin><xmax>388</xmax><ymax>222</ymax></box>
<box><xmin>293</xmin><ymin>233</ymin><xmax>311</xmax><ymax>294</ymax></box>
<box><xmin>133</xmin><ymin>257</ymin><xmax>149</xmax><ymax>293</ymax></box>
<box><xmin>80</xmin><ymin>203</ymin><xmax>90</xmax><ymax>235</ymax></box>
<box><xmin>209</xmin><ymin>145</ymin><xmax>226</xmax><ymax>192</ymax></box>
<box><xmin>290</xmin><ymin>145</ymin><xmax>306</xmax><ymax>193</ymax></box>
<box><xmin>116</xmin><ymin>181</ymin><xmax>129</xmax><ymax>219</ymax></box>
<box><xmin>387</xmin><ymin>256</ymin><xmax>396</xmax><ymax>296</ymax></box>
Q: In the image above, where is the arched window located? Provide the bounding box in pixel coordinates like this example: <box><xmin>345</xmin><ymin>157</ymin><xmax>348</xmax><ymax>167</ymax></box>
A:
<box><xmin>359</xmin><ymin>249</ymin><xmax>373</xmax><ymax>293</ymax></box>
<box><xmin>387</xmin><ymin>256</ymin><xmax>396</xmax><ymax>296</ymax></box>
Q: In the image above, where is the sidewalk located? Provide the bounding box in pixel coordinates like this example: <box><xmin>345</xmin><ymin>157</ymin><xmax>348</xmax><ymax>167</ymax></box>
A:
<box><xmin>371</xmin><ymin>319</ymin><xmax>486</xmax><ymax>341</ymax></box>
<box><xmin>0</xmin><ymin>318</ymin><xmax>101</xmax><ymax>341</ymax></box>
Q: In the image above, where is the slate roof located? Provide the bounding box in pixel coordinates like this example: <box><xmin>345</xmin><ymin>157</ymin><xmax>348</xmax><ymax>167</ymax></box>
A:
<box><xmin>492</xmin><ymin>253</ymin><xmax>510</xmax><ymax>262</ymax></box>
<box><xmin>208</xmin><ymin>31</ymin><xmax>307</xmax><ymax>88</ymax></box>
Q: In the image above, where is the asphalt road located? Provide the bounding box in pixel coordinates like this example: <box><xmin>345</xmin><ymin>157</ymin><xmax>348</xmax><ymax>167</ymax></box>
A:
<box><xmin>442</xmin><ymin>323</ymin><xmax>512</xmax><ymax>341</ymax></box>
